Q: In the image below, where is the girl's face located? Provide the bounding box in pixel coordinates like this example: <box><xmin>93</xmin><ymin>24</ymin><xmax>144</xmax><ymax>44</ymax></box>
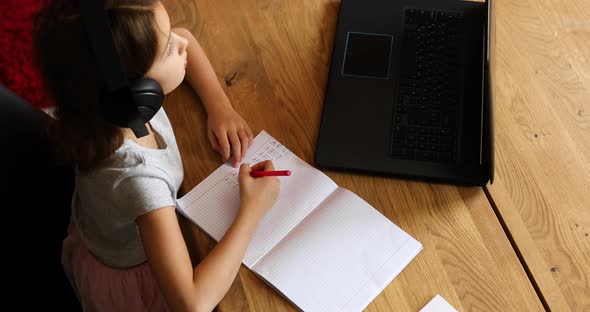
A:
<box><xmin>146</xmin><ymin>2</ymin><xmax>188</xmax><ymax>94</ymax></box>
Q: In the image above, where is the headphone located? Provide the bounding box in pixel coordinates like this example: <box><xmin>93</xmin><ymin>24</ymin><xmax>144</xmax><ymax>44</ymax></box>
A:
<box><xmin>79</xmin><ymin>0</ymin><xmax>163</xmax><ymax>138</ymax></box>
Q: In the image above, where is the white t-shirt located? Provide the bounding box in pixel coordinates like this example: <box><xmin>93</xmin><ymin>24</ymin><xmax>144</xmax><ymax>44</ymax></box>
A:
<box><xmin>72</xmin><ymin>108</ymin><xmax>184</xmax><ymax>268</ymax></box>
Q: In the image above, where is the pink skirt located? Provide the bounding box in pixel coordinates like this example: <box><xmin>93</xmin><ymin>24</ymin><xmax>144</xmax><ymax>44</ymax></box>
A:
<box><xmin>62</xmin><ymin>222</ymin><xmax>170</xmax><ymax>311</ymax></box>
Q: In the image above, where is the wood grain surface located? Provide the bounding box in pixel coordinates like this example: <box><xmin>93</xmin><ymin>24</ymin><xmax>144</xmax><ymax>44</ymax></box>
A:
<box><xmin>485</xmin><ymin>0</ymin><xmax>590</xmax><ymax>311</ymax></box>
<box><xmin>163</xmin><ymin>0</ymin><xmax>547</xmax><ymax>311</ymax></box>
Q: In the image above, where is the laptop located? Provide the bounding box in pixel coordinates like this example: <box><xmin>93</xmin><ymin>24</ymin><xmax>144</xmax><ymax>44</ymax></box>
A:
<box><xmin>315</xmin><ymin>0</ymin><xmax>494</xmax><ymax>185</ymax></box>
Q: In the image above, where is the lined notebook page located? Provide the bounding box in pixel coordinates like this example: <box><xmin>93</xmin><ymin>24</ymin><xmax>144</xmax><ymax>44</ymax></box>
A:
<box><xmin>177</xmin><ymin>131</ymin><xmax>338</xmax><ymax>267</ymax></box>
<box><xmin>252</xmin><ymin>188</ymin><xmax>423</xmax><ymax>312</ymax></box>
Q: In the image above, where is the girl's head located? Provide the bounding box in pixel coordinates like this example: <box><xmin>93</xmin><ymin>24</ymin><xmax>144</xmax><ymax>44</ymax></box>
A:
<box><xmin>34</xmin><ymin>0</ymin><xmax>187</xmax><ymax>171</ymax></box>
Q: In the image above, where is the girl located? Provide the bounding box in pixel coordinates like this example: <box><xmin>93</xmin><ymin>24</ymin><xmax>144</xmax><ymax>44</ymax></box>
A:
<box><xmin>33</xmin><ymin>0</ymin><xmax>280</xmax><ymax>311</ymax></box>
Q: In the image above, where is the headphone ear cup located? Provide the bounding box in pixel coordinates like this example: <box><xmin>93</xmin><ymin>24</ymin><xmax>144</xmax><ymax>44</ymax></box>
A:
<box><xmin>128</xmin><ymin>77</ymin><xmax>164</xmax><ymax>122</ymax></box>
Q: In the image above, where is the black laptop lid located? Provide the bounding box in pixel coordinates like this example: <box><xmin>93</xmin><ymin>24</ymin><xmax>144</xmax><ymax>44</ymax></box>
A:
<box><xmin>483</xmin><ymin>0</ymin><xmax>494</xmax><ymax>184</ymax></box>
<box><xmin>316</xmin><ymin>0</ymin><xmax>491</xmax><ymax>185</ymax></box>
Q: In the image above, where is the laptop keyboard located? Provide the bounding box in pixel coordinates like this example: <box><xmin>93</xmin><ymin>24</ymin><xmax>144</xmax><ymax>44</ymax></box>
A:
<box><xmin>390</xmin><ymin>8</ymin><xmax>465</xmax><ymax>163</ymax></box>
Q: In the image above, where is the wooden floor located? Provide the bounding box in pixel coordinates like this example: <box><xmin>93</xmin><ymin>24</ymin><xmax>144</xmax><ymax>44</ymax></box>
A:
<box><xmin>164</xmin><ymin>0</ymin><xmax>589</xmax><ymax>311</ymax></box>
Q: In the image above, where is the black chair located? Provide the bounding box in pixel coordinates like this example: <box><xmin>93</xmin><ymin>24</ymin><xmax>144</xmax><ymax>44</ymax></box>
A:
<box><xmin>0</xmin><ymin>84</ymin><xmax>79</xmax><ymax>309</ymax></box>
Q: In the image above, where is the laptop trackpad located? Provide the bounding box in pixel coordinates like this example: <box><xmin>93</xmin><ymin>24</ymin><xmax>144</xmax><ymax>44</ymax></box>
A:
<box><xmin>342</xmin><ymin>32</ymin><xmax>393</xmax><ymax>79</ymax></box>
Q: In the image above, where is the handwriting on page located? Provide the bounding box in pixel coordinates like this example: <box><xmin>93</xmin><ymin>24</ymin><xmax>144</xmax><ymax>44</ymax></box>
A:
<box><xmin>221</xmin><ymin>139</ymin><xmax>291</xmax><ymax>187</ymax></box>
<box><xmin>249</xmin><ymin>140</ymin><xmax>290</xmax><ymax>164</ymax></box>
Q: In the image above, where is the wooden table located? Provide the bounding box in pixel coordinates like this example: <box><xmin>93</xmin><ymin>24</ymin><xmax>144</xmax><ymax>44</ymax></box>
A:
<box><xmin>163</xmin><ymin>0</ymin><xmax>588</xmax><ymax>311</ymax></box>
<box><xmin>484</xmin><ymin>0</ymin><xmax>590</xmax><ymax>311</ymax></box>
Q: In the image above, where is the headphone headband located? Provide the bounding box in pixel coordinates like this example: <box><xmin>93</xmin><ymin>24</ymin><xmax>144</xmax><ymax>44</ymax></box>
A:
<box><xmin>79</xmin><ymin>0</ymin><xmax>154</xmax><ymax>138</ymax></box>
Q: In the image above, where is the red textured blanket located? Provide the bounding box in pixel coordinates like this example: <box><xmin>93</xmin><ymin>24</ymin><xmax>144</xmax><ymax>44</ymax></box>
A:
<box><xmin>0</xmin><ymin>0</ymin><xmax>53</xmax><ymax>109</ymax></box>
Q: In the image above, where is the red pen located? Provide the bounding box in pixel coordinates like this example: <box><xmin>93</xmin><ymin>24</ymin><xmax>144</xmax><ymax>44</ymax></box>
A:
<box><xmin>250</xmin><ymin>170</ymin><xmax>291</xmax><ymax>177</ymax></box>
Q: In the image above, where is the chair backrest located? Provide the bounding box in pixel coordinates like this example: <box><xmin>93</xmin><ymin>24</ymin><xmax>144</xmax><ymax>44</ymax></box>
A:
<box><xmin>0</xmin><ymin>84</ymin><xmax>79</xmax><ymax>309</ymax></box>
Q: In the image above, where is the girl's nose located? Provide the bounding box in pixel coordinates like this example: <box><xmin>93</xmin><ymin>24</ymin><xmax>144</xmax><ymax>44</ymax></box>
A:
<box><xmin>178</xmin><ymin>35</ymin><xmax>188</xmax><ymax>54</ymax></box>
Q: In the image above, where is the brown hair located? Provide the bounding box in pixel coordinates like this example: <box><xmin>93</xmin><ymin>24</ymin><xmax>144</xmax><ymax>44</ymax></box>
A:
<box><xmin>33</xmin><ymin>0</ymin><xmax>161</xmax><ymax>172</ymax></box>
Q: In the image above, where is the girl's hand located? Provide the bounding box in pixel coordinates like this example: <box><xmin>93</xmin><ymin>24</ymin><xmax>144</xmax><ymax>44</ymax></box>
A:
<box><xmin>207</xmin><ymin>104</ymin><xmax>254</xmax><ymax>167</ymax></box>
<box><xmin>238</xmin><ymin>160</ymin><xmax>280</xmax><ymax>222</ymax></box>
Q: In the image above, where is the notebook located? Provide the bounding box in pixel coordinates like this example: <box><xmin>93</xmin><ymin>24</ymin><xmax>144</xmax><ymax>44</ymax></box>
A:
<box><xmin>176</xmin><ymin>130</ymin><xmax>423</xmax><ymax>311</ymax></box>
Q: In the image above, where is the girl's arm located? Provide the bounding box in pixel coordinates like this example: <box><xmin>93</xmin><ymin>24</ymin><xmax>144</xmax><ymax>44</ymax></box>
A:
<box><xmin>137</xmin><ymin>206</ymin><xmax>259</xmax><ymax>312</ymax></box>
<box><xmin>173</xmin><ymin>28</ymin><xmax>227</xmax><ymax>116</ymax></box>
<box><xmin>174</xmin><ymin>27</ymin><xmax>253</xmax><ymax>168</ymax></box>
<box><xmin>137</xmin><ymin>161</ymin><xmax>279</xmax><ymax>312</ymax></box>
